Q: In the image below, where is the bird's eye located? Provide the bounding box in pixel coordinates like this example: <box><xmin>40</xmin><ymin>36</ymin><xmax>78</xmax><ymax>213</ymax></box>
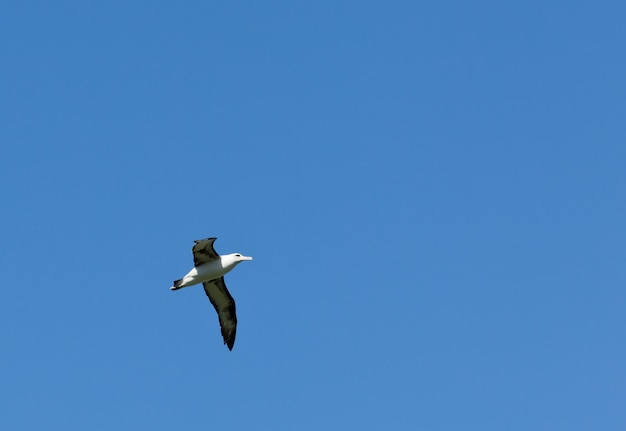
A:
<box><xmin>236</xmin><ymin>254</ymin><xmax>241</xmax><ymax>257</ymax></box>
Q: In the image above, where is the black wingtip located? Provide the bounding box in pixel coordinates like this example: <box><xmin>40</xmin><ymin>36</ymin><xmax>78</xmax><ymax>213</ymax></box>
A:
<box><xmin>224</xmin><ymin>330</ymin><xmax>236</xmax><ymax>351</ymax></box>
<box><xmin>195</xmin><ymin>237</ymin><xmax>217</xmax><ymax>244</ymax></box>
<box><xmin>225</xmin><ymin>335</ymin><xmax>235</xmax><ymax>351</ymax></box>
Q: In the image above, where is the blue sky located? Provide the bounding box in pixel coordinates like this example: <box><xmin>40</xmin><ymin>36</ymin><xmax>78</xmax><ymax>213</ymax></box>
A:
<box><xmin>2</xmin><ymin>1</ymin><xmax>625</xmax><ymax>429</ymax></box>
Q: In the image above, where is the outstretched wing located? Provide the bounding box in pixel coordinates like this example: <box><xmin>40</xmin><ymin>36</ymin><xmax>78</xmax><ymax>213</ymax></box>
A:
<box><xmin>192</xmin><ymin>237</ymin><xmax>219</xmax><ymax>267</ymax></box>
<box><xmin>203</xmin><ymin>277</ymin><xmax>237</xmax><ymax>350</ymax></box>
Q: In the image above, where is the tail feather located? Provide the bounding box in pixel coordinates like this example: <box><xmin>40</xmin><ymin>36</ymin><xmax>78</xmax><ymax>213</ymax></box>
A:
<box><xmin>170</xmin><ymin>278</ymin><xmax>183</xmax><ymax>291</ymax></box>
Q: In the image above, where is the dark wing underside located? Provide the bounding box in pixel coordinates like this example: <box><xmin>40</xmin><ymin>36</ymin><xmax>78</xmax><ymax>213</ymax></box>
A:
<box><xmin>192</xmin><ymin>237</ymin><xmax>219</xmax><ymax>267</ymax></box>
<box><xmin>203</xmin><ymin>277</ymin><xmax>237</xmax><ymax>350</ymax></box>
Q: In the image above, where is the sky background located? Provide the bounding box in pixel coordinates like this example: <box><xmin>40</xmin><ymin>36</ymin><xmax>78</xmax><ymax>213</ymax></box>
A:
<box><xmin>1</xmin><ymin>1</ymin><xmax>625</xmax><ymax>429</ymax></box>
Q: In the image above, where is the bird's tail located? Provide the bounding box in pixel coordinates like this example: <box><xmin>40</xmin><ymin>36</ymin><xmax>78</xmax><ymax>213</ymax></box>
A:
<box><xmin>170</xmin><ymin>279</ymin><xmax>184</xmax><ymax>291</ymax></box>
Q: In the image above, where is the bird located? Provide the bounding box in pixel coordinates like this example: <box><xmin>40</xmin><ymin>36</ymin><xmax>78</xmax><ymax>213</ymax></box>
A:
<box><xmin>170</xmin><ymin>237</ymin><xmax>252</xmax><ymax>350</ymax></box>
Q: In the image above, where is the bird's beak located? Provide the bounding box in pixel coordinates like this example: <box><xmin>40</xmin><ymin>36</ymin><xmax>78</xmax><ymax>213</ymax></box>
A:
<box><xmin>242</xmin><ymin>255</ymin><xmax>253</xmax><ymax>261</ymax></box>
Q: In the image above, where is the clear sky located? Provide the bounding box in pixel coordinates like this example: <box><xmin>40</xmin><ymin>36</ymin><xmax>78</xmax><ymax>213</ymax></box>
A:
<box><xmin>2</xmin><ymin>1</ymin><xmax>625</xmax><ymax>429</ymax></box>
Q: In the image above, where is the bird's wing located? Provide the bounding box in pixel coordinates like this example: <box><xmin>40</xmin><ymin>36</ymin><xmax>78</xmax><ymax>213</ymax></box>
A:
<box><xmin>192</xmin><ymin>237</ymin><xmax>219</xmax><ymax>267</ymax></box>
<box><xmin>203</xmin><ymin>277</ymin><xmax>237</xmax><ymax>350</ymax></box>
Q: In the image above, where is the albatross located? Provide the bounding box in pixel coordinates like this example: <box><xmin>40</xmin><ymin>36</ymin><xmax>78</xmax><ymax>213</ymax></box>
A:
<box><xmin>170</xmin><ymin>237</ymin><xmax>252</xmax><ymax>350</ymax></box>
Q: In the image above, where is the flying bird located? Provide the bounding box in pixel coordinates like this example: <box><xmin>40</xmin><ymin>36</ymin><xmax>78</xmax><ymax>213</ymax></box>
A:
<box><xmin>170</xmin><ymin>237</ymin><xmax>252</xmax><ymax>350</ymax></box>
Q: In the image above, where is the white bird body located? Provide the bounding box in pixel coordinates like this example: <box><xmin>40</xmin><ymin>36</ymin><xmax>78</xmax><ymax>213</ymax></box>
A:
<box><xmin>172</xmin><ymin>253</ymin><xmax>253</xmax><ymax>290</ymax></box>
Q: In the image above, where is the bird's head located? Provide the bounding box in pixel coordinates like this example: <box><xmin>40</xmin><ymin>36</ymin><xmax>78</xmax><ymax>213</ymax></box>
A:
<box><xmin>221</xmin><ymin>253</ymin><xmax>253</xmax><ymax>272</ymax></box>
<box><xmin>232</xmin><ymin>253</ymin><xmax>253</xmax><ymax>262</ymax></box>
